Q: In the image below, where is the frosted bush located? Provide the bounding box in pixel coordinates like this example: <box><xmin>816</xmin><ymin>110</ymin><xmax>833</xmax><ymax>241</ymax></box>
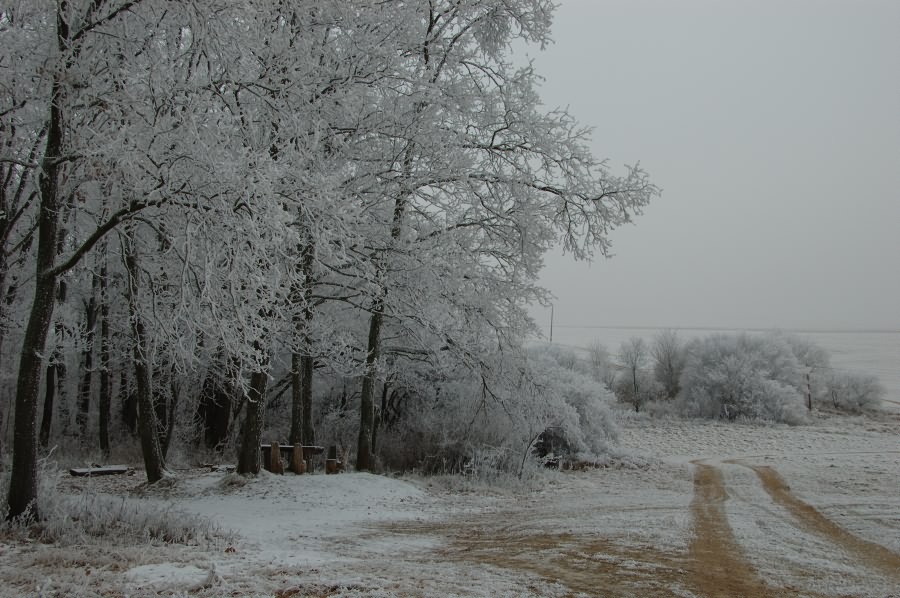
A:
<box><xmin>613</xmin><ymin>369</ymin><xmax>663</xmax><ymax>412</ymax></box>
<box><xmin>824</xmin><ymin>371</ymin><xmax>884</xmax><ymax>413</ymax></box>
<box><xmin>676</xmin><ymin>333</ymin><xmax>808</xmax><ymax>424</ymax></box>
<box><xmin>376</xmin><ymin>344</ymin><xmax>619</xmax><ymax>477</ymax></box>
<box><xmin>778</xmin><ymin>332</ymin><xmax>832</xmax><ymax>403</ymax></box>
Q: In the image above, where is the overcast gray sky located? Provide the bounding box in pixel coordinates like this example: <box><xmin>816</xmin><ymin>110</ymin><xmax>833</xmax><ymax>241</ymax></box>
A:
<box><xmin>523</xmin><ymin>0</ymin><xmax>900</xmax><ymax>334</ymax></box>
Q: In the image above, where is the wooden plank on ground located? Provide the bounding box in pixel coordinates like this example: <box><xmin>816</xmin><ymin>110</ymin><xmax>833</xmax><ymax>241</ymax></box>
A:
<box><xmin>69</xmin><ymin>465</ymin><xmax>130</xmax><ymax>477</ymax></box>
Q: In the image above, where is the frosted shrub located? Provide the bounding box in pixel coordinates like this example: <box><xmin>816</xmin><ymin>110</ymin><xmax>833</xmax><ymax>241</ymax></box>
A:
<box><xmin>613</xmin><ymin>369</ymin><xmax>662</xmax><ymax>413</ymax></box>
<box><xmin>824</xmin><ymin>371</ymin><xmax>884</xmax><ymax>413</ymax></box>
<box><xmin>377</xmin><ymin>345</ymin><xmax>619</xmax><ymax>477</ymax></box>
<box><xmin>527</xmin><ymin>345</ymin><xmax>619</xmax><ymax>456</ymax></box>
<box><xmin>677</xmin><ymin>333</ymin><xmax>808</xmax><ymax>424</ymax></box>
<box><xmin>651</xmin><ymin>329</ymin><xmax>686</xmax><ymax>399</ymax></box>
<box><xmin>612</xmin><ymin>337</ymin><xmax>664</xmax><ymax>412</ymax></box>
<box><xmin>779</xmin><ymin>332</ymin><xmax>832</xmax><ymax>403</ymax></box>
<box><xmin>586</xmin><ymin>341</ymin><xmax>617</xmax><ymax>390</ymax></box>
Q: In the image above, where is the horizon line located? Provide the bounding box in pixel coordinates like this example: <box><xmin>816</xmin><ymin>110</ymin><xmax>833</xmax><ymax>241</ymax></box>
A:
<box><xmin>544</xmin><ymin>324</ymin><xmax>900</xmax><ymax>335</ymax></box>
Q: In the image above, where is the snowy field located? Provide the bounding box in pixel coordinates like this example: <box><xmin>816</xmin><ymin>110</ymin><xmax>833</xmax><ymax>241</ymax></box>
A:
<box><xmin>2</xmin><ymin>409</ymin><xmax>899</xmax><ymax>597</ymax></box>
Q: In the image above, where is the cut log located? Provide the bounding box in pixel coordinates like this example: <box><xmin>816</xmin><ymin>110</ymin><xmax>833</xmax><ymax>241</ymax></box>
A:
<box><xmin>209</xmin><ymin>464</ymin><xmax>236</xmax><ymax>473</ymax></box>
<box><xmin>325</xmin><ymin>445</ymin><xmax>340</xmax><ymax>474</ymax></box>
<box><xmin>69</xmin><ymin>465</ymin><xmax>130</xmax><ymax>477</ymax></box>
<box><xmin>269</xmin><ymin>440</ymin><xmax>284</xmax><ymax>474</ymax></box>
<box><xmin>290</xmin><ymin>444</ymin><xmax>306</xmax><ymax>474</ymax></box>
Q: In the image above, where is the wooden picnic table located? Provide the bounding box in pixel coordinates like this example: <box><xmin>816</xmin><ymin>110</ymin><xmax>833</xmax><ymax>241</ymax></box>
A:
<box><xmin>261</xmin><ymin>444</ymin><xmax>326</xmax><ymax>474</ymax></box>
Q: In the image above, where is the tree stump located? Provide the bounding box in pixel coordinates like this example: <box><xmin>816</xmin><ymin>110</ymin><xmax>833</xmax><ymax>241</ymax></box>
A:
<box><xmin>290</xmin><ymin>444</ymin><xmax>306</xmax><ymax>474</ymax></box>
<box><xmin>269</xmin><ymin>440</ymin><xmax>284</xmax><ymax>474</ymax></box>
<box><xmin>325</xmin><ymin>445</ymin><xmax>339</xmax><ymax>474</ymax></box>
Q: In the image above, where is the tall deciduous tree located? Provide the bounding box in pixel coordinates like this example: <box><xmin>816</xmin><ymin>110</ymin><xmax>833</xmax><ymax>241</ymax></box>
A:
<box><xmin>352</xmin><ymin>0</ymin><xmax>656</xmax><ymax>469</ymax></box>
<box><xmin>5</xmin><ymin>0</ymin><xmax>225</xmax><ymax>518</ymax></box>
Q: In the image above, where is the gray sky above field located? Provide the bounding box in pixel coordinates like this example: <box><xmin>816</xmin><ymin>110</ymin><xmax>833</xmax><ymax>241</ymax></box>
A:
<box><xmin>522</xmin><ymin>0</ymin><xmax>900</xmax><ymax>333</ymax></box>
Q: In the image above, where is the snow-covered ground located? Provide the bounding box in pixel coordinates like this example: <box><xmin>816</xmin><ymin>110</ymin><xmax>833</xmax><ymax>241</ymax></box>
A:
<box><xmin>3</xmin><ymin>409</ymin><xmax>899</xmax><ymax>597</ymax></box>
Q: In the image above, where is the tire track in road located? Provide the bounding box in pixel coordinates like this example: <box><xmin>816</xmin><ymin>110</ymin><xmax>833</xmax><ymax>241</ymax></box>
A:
<box><xmin>744</xmin><ymin>463</ymin><xmax>900</xmax><ymax>582</ymax></box>
<box><xmin>687</xmin><ymin>462</ymin><xmax>772</xmax><ymax>598</ymax></box>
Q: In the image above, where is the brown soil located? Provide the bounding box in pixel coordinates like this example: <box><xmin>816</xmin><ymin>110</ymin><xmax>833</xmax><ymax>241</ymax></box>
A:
<box><xmin>441</xmin><ymin>528</ymin><xmax>690</xmax><ymax>597</ymax></box>
<box><xmin>747</xmin><ymin>464</ymin><xmax>900</xmax><ymax>582</ymax></box>
<box><xmin>686</xmin><ymin>462</ymin><xmax>773</xmax><ymax>598</ymax></box>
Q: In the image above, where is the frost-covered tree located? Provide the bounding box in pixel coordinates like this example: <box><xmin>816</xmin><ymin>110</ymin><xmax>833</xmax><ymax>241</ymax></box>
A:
<box><xmin>373</xmin><ymin>343</ymin><xmax>617</xmax><ymax>477</ymax></box>
<box><xmin>651</xmin><ymin>329</ymin><xmax>685</xmax><ymax>400</ymax></box>
<box><xmin>677</xmin><ymin>333</ymin><xmax>808</xmax><ymax>423</ymax></box>
<box><xmin>350</xmin><ymin>0</ymin><xmax>656</xmax><ymax>470</ymax></box>
<box><xmin>5</xmin><ymin>0</ymin><xmax>208</xmax><ymax>519</ymax></box>
<box><xmin>614</xmin><ymin>337</ymin><xmax>659</xmax><ymax>412</ymax></box>
<box><xmin>3</xmin><ymin>0</ymin><xmax>658</xmax><ymax>516</ymax></box>
<box><xmin>824</xmin><ymin>371</ymin><xmax>884</xmax><ymax>413</ymax></box>
<box><xmin>778</xmin><ymin>332</ymin><xmax>831</xmax><ymax>407</ymax></box>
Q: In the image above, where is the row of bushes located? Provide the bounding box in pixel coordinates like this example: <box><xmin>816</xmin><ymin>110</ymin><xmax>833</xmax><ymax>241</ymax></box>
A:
<box><xmin>595</xmin><ymin>331</ymin><xmax>884</xmax><ymax>424</ymax></box>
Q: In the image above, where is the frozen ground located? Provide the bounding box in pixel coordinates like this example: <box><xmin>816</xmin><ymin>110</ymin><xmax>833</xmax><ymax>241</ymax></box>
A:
<box><xmin>2</xmin><ymin>409</ymin><xmax>899</xmax><ymax>597</ymax></box>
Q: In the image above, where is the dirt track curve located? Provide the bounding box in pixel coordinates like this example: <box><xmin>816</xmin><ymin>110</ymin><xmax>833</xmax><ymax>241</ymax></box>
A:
<box><xmin>384</xmin><ymin>459</ymin><xmax>897</xmax><ymax>597</ymax></box>
<box><xmin>745</xmin><ymin>463</ymin><xmax>900</xmax><ymax>583</ymax></box>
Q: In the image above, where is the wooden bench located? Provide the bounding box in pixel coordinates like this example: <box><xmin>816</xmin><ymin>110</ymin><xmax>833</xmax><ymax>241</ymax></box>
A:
<box><xmin>69</xmin><ymin>465</ymin><xmax>131</xmax><ymax>477</ymax></box>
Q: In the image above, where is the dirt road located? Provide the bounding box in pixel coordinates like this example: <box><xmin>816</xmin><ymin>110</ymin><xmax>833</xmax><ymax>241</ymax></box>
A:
<box><xmin>686</xmin><ymin>462</ymin><xmax>771</xmax><ymax>597</ymax></box>
<box><xmin>419</xmin><ymin>458</ymin><xmax>900</xmax><ymax>597</ymax></box>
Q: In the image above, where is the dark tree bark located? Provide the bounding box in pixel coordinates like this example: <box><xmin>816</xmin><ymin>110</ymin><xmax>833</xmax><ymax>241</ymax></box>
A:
<box><xmin>120</xmin><ymin>370</ymin><xmax>137</xmax><ymax>435</ymax></box>
<box><xmin>357</xmin><ymin>187</ymin><xmax>407</xmax><ymax>472</ymax></box>
<box><xmin>289</xmin><ymin>352</ymin><xmax>303</xmax><ymax>446</ymax></box>
<box><xmin>0</xmin><ymin>131</ymin><xmax>43</xmax><ymax>468</ymax></box>
<box><xmin>159</xmin><ymin>377</ymin><xmax>179</xmax><ymax>459</ymax></box>
<box><xmin>196</xmin><ymin>351</ymin><xmax>233</xmax><ymax>451</ymax></box>
<box><xmin>6</xmin><ymin>11</ymin><xmax>68</xmax><ymax>516</ymax></box>
<box><xmin>98</xmin><ymin>256</ymin><xmax>111</xmax><ymax>456</ymax></box>
<box><xmin>356</xmin><ymin>305</ymin><xmax>383</xmax><ymax>472</ymax></box>
<box><xmin>289</xmin><ymin>238</ymin><xmax>316</xmax><ymax>447</ymax></box>
<box><xmin>76</xmin><ymin>274</ymin><xmax>99</xmax><ymax>444</ymax></box>
<box><xmin>289</xmin><ymin>352</ymin><xmax>315</xmax><ymax>447</ymax></box>
<box><xmin>372</xmin><ymin>379</ymin><xmax>391</xmax><ymax>455</ymax></box>
<box><xmin>237</xmin><ymin>369</ymin><xmax>269</xmax><ymax>475</ymax></box>
<box><xmin>300</xmin><ymin>353</ymin><xmax>314</xmax><ymax>445</ymax></box>
<box><xmin>124</xmin><ymin>230</ymin><xmax>166</xmax><ymax>483</ymax></box>
<box><xmin>153</xmin><ymin>366</ymin><xmax>170</xmax><ymax>458</ymax></box>
<box><xmin>38</xmin><ymin>361</ymin><xmax>57</xmax><ymax>449</ymax></box>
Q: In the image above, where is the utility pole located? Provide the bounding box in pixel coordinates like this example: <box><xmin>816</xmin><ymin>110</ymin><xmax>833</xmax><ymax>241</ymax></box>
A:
<box><xmin>549</xmin><ymin>304</ymin><xmax>554</xmax><ymax>343</ymax></box>
<box><xmin>806</xmin><ymin>370</ymin><xmax>812</xmax><ymax>410</ymax></box>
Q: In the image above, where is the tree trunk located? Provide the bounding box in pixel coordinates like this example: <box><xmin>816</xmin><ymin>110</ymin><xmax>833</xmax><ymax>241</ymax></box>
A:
<box><xmin>124</xmin><ymin>230</ymin><xmax>166</xmax><ymax>483</ymax></box>
<box><xmin>54</xmin><ymin>356</ymin><xmax>70</xmax><ymax>436</ymax></box>
<box><xmin>98</xmin><ymin>258</ymin><xmax>111</xmax><ymax>456</ymax></box>
<box><xmin>8</xmin><ymin>272</ymin><xmax>56</xmax><ymax>519</ymax></box>
<box><xmin>196</xmin><ymin>351</ymin><xmax>233</xmax><ymax>451</ymax></box>
<box><xmin>153</xmin><ymin>366</ymin><xmax>170</xmax><ymax>459</ymax></box>
<box><xmin>356</xmin><ymin>186</ymin><xmax>407</xmax><ymax>472</ymax></box>
<box><xmin>300</xmin><ymin>353</ymin><xmax>314</xmax><ymax>446</ymax></box>
<box><xmin>6</xmin><ymin>21</ymin><xmax>67</xmax><ymax>516</ymax></box>
<box><xmin>289</xmin><ymin>350</ymin><xmax>316</xmax><ymax>447</ymax></box>
<box><xmin>372</xmin><ymin>380</ymin><xmax>390</xmax><ymax>455</ymax></box>
<box><xmin>290</xmin><ymin>238</ymin><xmax>316</xmax><ymax>447</ymax></box>
<box><xmin>120</xmin><ymin>370</ymin><xmax>137</xmax><ymax>435</ymax></box>
<box><xmin>237</xmin><ymin>369</ymin><xmax>268</xmax><ymax>475</ymax></box>
<box><xmin>632</xmin><ymin>367</ymin><xmax>640</xmax><ymax>412</ymax></box>
<box><xmin>161</xmin><ymin>378</ymin><xmax>179</xmax><ymax>458</ymax></box>
<box><xmin>38</xmin><ymin>361</ymin><xmax>57</xmax><ymax>449</ymax></box>
<box><xmin>289</xmin><ymin>352</ymin><xmax>303</xmax><ymax>446</ymax></box>
<box><xmin>356</xmin><ymin>306</ymin><xmax>383</xmax><ymax>472</ymax></box>
<box><xmin>76</xmin><ymin>274</ymin><xmax>99</xmax><ymax>444</ymax></box>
